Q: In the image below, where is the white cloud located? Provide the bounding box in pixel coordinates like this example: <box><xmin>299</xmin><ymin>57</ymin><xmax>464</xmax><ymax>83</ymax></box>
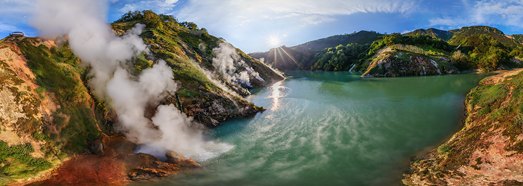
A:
<box><xmin>429</xmin><ymin>18</ymin><xmax>463</xmax><ymax>27</ymax></box>
<box><xmin>172</xmin><ymin>0</ymin><xmax>418</xmax><ymax>51</ymax></box>
<box><xmin>0</xmin><ymin>23</ymin><xmax>18</xmax><ymax>33</ymax></box>
<box><xmin>117</xmin><ymin>0</ymin><xmax>179</xmax><ymax>14</ymax></box>
<box><xmin>430</xmin><ymin>0</ymin><xmax>523</xmax><ymax>28</ymax></box>
<box><xmin>0</xmin><ymin>0</ymin><xmax>33</xmax><ymax>35</ymax></box>
<box><xmin>176</xmin><ymin>0</ymin><xmax>418</xmax><ymax>27</ymax></box>
<box><xmin>473</xmin><ymin>0</ymin><xmax>523</xmax><ymax>27</ymax></box>
<box><xmin>0</xmin><ymin>0</ymin><xmax>33</xmax><ymax>15</ymax></box>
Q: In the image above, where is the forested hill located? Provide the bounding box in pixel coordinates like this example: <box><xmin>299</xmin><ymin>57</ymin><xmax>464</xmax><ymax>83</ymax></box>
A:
<box><xmin>405</xmin><ymin>28</ymin><xmax>453</xmax><ymax>41</ymax></box>
<box><xmin>252</xmin><ymin>26</ymin><xmax>523</xmax><ymax>77</ymax></box>
<box><xmin>249</xmin><ymin>31</ymin><xmax>381</xmax><ymax>70</ymax></box>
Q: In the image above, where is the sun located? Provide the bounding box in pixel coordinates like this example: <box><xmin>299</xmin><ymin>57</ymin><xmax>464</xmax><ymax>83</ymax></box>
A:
<box><xmin>267</xmin><ymin>35</ymin><xmax>282</xmax><ymax>48</ymax></box>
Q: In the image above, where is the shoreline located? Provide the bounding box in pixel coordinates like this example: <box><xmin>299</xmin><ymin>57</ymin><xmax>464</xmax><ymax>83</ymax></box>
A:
<box><xmin>403</xmin><ymin>68</ymin><xmax>523</xmax><ymax>185</ymax></box>
<box><xmin>9</xmin><ymin>69</ymin><xmax>522</xmax><ymax>185</ymax></box>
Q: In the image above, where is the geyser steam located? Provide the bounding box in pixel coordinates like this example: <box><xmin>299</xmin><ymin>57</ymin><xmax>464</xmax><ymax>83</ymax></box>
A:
<box><xmin>32</xmin><ymin>0</ymin><xmax>232</xmax><ymax>161</ymax></box>
<box><xmin>212</xmin><ymin>42</ymin><xmax>264</xmax><ymax>87</ymax></box>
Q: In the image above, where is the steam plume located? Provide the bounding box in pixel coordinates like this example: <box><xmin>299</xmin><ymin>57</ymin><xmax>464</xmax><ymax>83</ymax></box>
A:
<box><xmin>212</xmin><ymin>42</ymin><xmax>264</xmax><ymax>87</ymax></box>
<box><xmin>32</xmin><ymin>0</ymin><xmax>232</xmax><ymax>161</ymax></box>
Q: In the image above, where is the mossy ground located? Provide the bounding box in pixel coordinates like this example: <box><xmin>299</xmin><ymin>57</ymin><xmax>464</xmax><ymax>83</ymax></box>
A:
<box><xmin>0</xmin><ymin>142</ymin><xmax>52</xmax><ymax>185</ymax></box>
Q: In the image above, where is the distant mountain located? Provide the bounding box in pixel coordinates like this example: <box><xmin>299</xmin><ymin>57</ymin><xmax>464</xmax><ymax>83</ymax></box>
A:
<box><xmin>448</xmin><ymin>26</ymin><xmax>519</xmax><ymax>48</ymax></box>
<box><xmin>362</xmin><ymin>26</ymin><xmax>523</xmax><ymax>77</ymax></box>
<box><xmin>253</xmin><ymin>26</ymin><xmax>523</xmax><ymax>77</ymax></box>
<box><xmin>249</xmin><ymin>31</ymin><xmax>381</xmax><ymax>71</ymax></box>
<box><xmin>405</xmin><ymin>28</ymin><xmax>453</xmax><ymax>41</ymax></box>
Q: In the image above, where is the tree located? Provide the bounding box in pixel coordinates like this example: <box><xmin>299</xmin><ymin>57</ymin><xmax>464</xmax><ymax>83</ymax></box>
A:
<box><xmin>116</xmin><ymin>11</ymin><xmax>143</xmax><ymax>22</ymax></box>
<box><xmin>143</xmin><ymin>10</ymin><xmax>163</xmax><ymax>29</ymax></box>
<box><xmin>181</xmin><ymin>22</ymin><xmax>198</xmax><ymax>30</ymax></box>
<box><xmin>477</xmin><ymin>46</ymin><xmax>508</xmax><ymax>71</ymax></box>
<box><xmin>451</xmin><ymin>50</ymin><xmax>471</xmax><ymax>70</ymax></box>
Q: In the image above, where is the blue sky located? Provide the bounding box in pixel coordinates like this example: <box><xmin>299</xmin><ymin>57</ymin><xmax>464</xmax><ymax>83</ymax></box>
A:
<box><xmin>2</xmin><ymin>0</ymin><xmax>523</xmax><ymax>52</ymax></box>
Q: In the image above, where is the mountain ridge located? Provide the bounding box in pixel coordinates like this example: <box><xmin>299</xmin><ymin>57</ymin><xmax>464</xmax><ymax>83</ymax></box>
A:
<box><xmin>250</xmin><ymin>26</ymin><xmax>523</xmax><ymax>77</ymax></box>
<box><xmin>249</xmin><ymin>31</ymin><xmax>381</xmax><ymax>70</ymax></box>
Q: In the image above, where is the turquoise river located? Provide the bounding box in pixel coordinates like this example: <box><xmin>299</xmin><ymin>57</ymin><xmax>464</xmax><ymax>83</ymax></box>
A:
<box><xmin>142</xmin><ymin>72</ymin><xmax>483</xmax><ymax>186</ymax></box>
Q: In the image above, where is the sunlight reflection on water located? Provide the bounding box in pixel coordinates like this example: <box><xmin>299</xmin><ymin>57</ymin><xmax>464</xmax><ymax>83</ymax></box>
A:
<box><xmin>268</xmin><ymin>80</ymin><xmax>290</xmax><ymax>111</ymax></box>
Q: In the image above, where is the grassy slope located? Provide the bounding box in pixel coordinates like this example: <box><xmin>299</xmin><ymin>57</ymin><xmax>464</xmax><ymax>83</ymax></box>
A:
<box><xmin>0</xmin><ymin>38</ymin><xmax>101</xmax><ymax>184</ymax></box>
<box><xmin>111</xmin><ymin>11</ymin><xmax>282</xmax><ymax>126</ymax></box>
<box><xmin>406</xmin><ymin>28</ymin><xmax>453</xmax><ymax>41</ymax></box>
<box><xmin>449</xmin><ymin>26</ymin><xmax>519</xmax><ymax>48</ymax></box>
<box><xmin>403</xmin><ymin>69</ymin><xmax>523</xmax><ymax>185</ymax></box>
<box><xmin>17</xmin><ymin>39</ymin><xmax>100</xmax><ymax>153</ymax></box>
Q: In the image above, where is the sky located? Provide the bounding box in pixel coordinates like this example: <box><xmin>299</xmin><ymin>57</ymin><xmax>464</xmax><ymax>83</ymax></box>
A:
<box><xmin>2</xmin><ymin>0</ymin><xmax>523</xmax><ymax>52</ymax></box>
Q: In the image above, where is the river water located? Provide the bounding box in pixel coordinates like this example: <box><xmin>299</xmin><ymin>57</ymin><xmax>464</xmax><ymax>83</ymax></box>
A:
<box><xmin>142</xmin><ymin>72</ymin><xmax>482</xmax><ymax>186</ymax></box>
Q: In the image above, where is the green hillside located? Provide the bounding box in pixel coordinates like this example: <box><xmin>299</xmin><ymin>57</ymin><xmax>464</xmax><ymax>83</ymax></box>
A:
<box><xmin>406</xmin><ymin>28</ymin><xmax>453</xmax><ymax>41</ymax></box>
<box><xmin>304</xmin><ymin>26</ymin><xmax>523</xmax><ymax>77</ymax></box>
<box><xmin>249</xmin><ymin>31</ymin><xmax>381</xmax><ymax>70</ymax></box>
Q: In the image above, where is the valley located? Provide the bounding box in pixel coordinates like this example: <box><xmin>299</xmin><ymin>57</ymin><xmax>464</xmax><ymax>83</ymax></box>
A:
<box><xmin>1</xmin><ymin>3</ymin><xmax>523</xmax><ymax>186</ymax></box>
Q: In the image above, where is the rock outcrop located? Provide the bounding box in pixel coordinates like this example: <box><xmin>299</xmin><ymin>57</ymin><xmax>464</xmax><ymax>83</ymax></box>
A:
<box><xmin>403</xmin><ymin>69</ymin><xmax>523</xmax><ymax>185</ymax></box>
<box><xmin>362</xmin><ymin>46</ymin><xmax>458</xmax><ymax>77</ymax></box>
<box><xmin>362</xmin><ymin>48</ymin><xmax>459</xmax><ymax>77</ymax></box>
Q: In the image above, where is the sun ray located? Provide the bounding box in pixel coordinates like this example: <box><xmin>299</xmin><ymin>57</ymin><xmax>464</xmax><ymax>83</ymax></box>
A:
<box><xmin>276</xmin><ymin>47</ymin><xmax>286</xmax><ymax>67</ymax></box>
<box><xmin>272</xmin><ymin>48</ymin><xmax>278</xmax><ymax>67</ymax></box>
<box><xmin>280</xmin><ymin>47</ymin><xmax>302</xmax><ymax>69</ymax></box>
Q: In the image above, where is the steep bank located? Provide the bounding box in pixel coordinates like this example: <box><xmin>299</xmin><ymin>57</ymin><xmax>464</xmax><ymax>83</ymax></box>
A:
<box><xmin>0</xmin><ymin>10</ymin><xmax>283</xmax><ymax>185</ymax></box>
<box><xmin>403</xmin><ymin>69</ymin><xmax>523</xmax><ymax>185</ymax></box>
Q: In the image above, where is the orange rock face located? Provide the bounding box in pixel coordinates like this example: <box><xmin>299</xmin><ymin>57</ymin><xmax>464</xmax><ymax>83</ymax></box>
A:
<box><xmin>35</xmin><ymin>155</ymin><xmax>128</xmax><ymax>186</ymax></box>
<box><xmin>33</xmin><ymin>135</ymin><xmax>201</xmax><ymax>185</ymax></box>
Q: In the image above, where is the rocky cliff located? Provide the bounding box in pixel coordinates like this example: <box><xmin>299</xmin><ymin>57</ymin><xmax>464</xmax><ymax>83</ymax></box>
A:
<box><xmin>0</xmin><ymin>10</ymin><xmax>283</xmax><ymax>185</ymax></box>
<box><xmin>403</xmin><ymin>69</ymin><xmax>523</xmax><ymax>185</ymax></box>
<box><xmin>362</xmin><ymin>45</ymin><xmax>458</xmax><ymax>77</ymax></box>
